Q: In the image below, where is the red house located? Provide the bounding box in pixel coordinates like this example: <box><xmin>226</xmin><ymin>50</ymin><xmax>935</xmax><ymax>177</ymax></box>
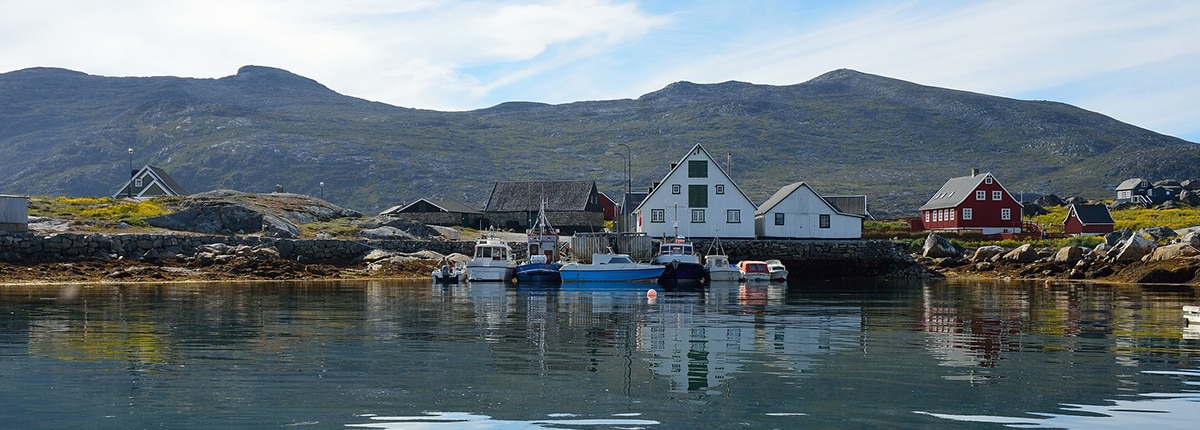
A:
<box><xmin>1062</xmin><ymin>203</ymin><xmax>1115</xmax><ymax>236</ymax></box>
<box><xmin>918</xmin><ymin>170</ymin><xmax>1023</xmax><ymax>236</ymax></box>
<box><xmin>598</xmin><ymin>192</ymin><xmax>617</xmax><ymax>221</ymax></box>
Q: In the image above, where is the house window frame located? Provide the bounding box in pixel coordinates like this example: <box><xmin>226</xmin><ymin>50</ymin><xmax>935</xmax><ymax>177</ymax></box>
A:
<box><xmin>924</xmin><ymin>211</ymin><xmax>930</xmax><ymax>223</ymax></box>
<box><xmin>651</xmin><ymin>209</ymin><xmax>665</xmax><ymax>223</ymax></box>
<box><xmin>819</xmin><ymin>214</ymin><xmax>831</xmax><ymax>229</ymax></box>
<box><xmin>1001</xmin><ymin>208</ymin><xmax>1011</xmax><ymax>220</ymax></box>
<box><xmin>774</xmin><ymin>213</ymin><xmax>785</xmax><ymax>225</ymax></box>
<box><xmin>134</xmin><ymin>178</ymin><xmax>143</xmax><ymax>188</ymax></box>
<box><xmin>671</xmin><ymin>184</ymin><xmax>680</xmax><ymax>194</ymax></box>
<box><xmin>715</xmin><ymin>184</ymin><xmax>725</xmax><ymax>195</ymax></box>
<box><xmin>976</xmin><ymin>190</ymin><xmax>986</xmax><ymax>200</ymax></box>
<box><xmin>992</xmin><ymin>190</ymin><xmax>1002</xmax><ymax>201</ymax></box>
<box><xmin>691</xmin><ymin>209</ymin><xmax>705</xmax><ymax>223</ymax></box>
<box><xmin>985</xmin><ymin>177</ymin><xmax>993</xmax><ymax>185</ymax></box>
<box><xmin>962</xmin><ymin>208</ymin><xmax>973</xmax><ymax>220</ymax></box>
<box><xmin>687</xmin><ymin>160</ymin><xmax>708</xmax><ymax>178</ymax></box>
<box><xmin>726</xmin><ymin>209</ymin><xmax>740</xmax><ymax>223</ymax></box>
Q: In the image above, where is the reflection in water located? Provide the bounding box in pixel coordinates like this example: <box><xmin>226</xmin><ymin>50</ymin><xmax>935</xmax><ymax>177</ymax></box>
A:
<box><xmin>347</xmin><ymin>412</ymin><xmax>659</xmax><ymax>429</ymax></box>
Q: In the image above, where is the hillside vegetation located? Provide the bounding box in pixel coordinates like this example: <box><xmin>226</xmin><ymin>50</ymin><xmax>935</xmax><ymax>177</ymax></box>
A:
<box><xmin>3</xmin><ymin>66</ymin><xmax>1198</xmax><ymax>218</ymax></box>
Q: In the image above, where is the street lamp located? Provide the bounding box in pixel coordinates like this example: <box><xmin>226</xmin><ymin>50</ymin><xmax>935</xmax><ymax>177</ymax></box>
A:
<box><xmin>612</xmin><ymin>143</ymin><xmax>633</xmax><ymax>232</ymax></box>
<box><xmin>319</xmin><ymin>182</ymin><xmax>324</xmax><ymax>200</ymax></box>
<box><xmin>127</xmin><ymin>148</ymin><xmax>134</xmax><ymax>198</ymax></box>
<box><xmin>608</xmin><ymin>151</ymin><xmax>628</xmax><ymax>232</ymax></box>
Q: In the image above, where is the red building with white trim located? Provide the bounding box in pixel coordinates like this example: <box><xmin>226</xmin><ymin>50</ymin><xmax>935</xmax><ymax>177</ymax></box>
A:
<box><xmin>1062</xmin><ymin>203</ymin><xmax>1115</xmax><ymax>236</ymax></box>
<box><xmin>918</xmin><ymin>170</ymin><xmax>1023</xmax><ymax>235</ymax></box>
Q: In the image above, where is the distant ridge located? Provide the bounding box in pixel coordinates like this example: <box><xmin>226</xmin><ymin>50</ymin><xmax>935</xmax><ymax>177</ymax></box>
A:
<box><xmin>1</xmin><ymin>66</ymin><xmax>1196</xmax><ymax>217</ymax></box>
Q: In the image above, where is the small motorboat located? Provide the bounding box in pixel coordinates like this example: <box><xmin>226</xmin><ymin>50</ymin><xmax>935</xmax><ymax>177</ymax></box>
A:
<box><xmin>515</xmin><ymin>254</ymin><xmax>562</xmax><ymax>283</ymax></box>
<box><xmin>653</xmin><ymin>236</ymin><xmax>706</xmax><ymax>285</ymax></box>
<box><xmin>737</xmin><ymin>260</ymin><xmax>770</xmax><ymax>282</ymax></box>
<box><xmin>703</xmin><ymin>237</ymin><xmax>740</xmax><ymax>283</ymax></box>
<box><xmin>765</xmin><ymin>259</ymin><xmax>789</xmax><ymax>282</ymax></box>
<box><xmin>465</xmin><ymin>236</ymin><xmax>516</xmax><ymax>282</ymax></box>
<box><xmin>431</xmin><ymin>258</ymin><xmax>463</xmax><ymax>283</ymax></box>
<box><xmin>1185</xmin><ymin>305</ymin><xmax>1200</xmax><ymax>325</ymax></box>
<box><xmin>515</xmin><ymin>198</ymin><xmax>562</xmax><ymax>283</ymax></box>
<box><xmin>560</xmin><ymin>252</ymin><xmax>666</xmax><ymax>282</ymax></box>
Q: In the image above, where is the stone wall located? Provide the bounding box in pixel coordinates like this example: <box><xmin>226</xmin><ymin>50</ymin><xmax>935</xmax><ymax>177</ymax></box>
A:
<box><xmin>692</xmin><ymin>238</ymin><xmax>925</xmax><ymax>279</ymax></box>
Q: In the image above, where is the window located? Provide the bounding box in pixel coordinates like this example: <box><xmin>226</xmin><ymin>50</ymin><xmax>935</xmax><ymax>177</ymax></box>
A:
<box><xmin>715</xmin><ymin>184</ymin><xmax>725</xmax><ymax>194</ymax></box>
<box><xmin>924</xmin><ymin>211</ymin><xmax>930</xmax><ymax>222</ymax></box>
<box><xmin>992</xmin><ymin>190</ymin><xmax>1002</xmax><ymax>201</ymax></box>
<box><xmin>949</xmin><ymin>209</ymin><xmax>955</xmax><ymax>221</ymax></box>
<box><xmin>1001</xmin><ymin>208</ymin><xmax>1011</xmax><ymax>220</ymax></box>
<box><xmin>963</xmin><ymin>208</ymin><xmax>973</xmax><ymax>220</ymax></box>
<box><xmin>985</xmin><ymin>177</ymin><xmax>993</xmax><ymax>184</ymax></box>
<box><xmin>819</xmin><ymin>214</ymin><xmax>831</xmax><ymax>228</ymax></box>
<box><xmin>651</xmin><ymin>209</ymin><xmax>665</xmax><ymax>223</ymax></box>
<box><xmin>691</xmin><ymin>209</ymin><xmax>705</xmax><ymax>223</ymax></box>
<box><xmin>134</xmin><ymin>178</ymin><xmax>143</xmax><ymax>187</ymax></box>
<box><xmin>671</xmin><ymin>184</ymin><xmax>680</xmax><ymax>194</ymax></box>
<box><xmin>726</xmin><ymin>209</ymin><xmax>740</xmax><ymax>223</ymax></box>
<box><xmin>976</xmin><ymin>190</ymin><xmax>986</xmax><ymax>200</ymax></box>
<box><xmin>688</xmin><ymin>160</ymin><xmax>708</xmax><ymax>178</ymax></box>
<box><xmin>688</xmin><ymin>185</ymin><xmax>708</xmax><ymax>207</ymax></box>
<box><xmin>775</xmin><ymin>213</ymin><xmax>785</xmax><ymax>225</ymax></box>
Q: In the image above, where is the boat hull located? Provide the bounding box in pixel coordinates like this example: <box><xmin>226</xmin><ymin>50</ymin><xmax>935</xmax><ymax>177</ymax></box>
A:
<box><xmin>658</xmin><ymin>261</ymin><xmax>707</xmax><ymax>285</ymax></box>
<box><xmin>705</xmin><ymin>267</ymin><xmax>741</xmax><ymax>282</ymax></box>
<box><xmin>559</xmin><ymin>266</ymin><xmax>665</xmax><ymax>282</ymax></box>
<box><xmin>515</xmin><ymin>263</ymin><xmax>562</xmax><ymax>283</ymax></box>
<box><xmin>466</xmin><ymin>264</ymin><xmax>515</xmax><ymax>282</ymax></box>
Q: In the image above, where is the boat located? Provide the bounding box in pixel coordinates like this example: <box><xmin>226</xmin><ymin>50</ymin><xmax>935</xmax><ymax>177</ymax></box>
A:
<box><xmin>465</xmin><ymin>236</ymin><xmax>516</xmax><ymax>282</ymax></box>
<box><xmin>431</xmin><ymin>257</ymin><xmax>463</xmax><ymax>283</ymax></box>
<box><xmin>737</xmin><ymin>260</ymin><xmax>771</xmax><ymax>282</ymax></box>
<box><xmin>515</xmin><ymin>198</ymin><xmax>562</xmax><ymax>283</ymax></box>
<box><xmin>653</xmin><ymin>236</ymin><xmax>706</xmax><ymax>285</ymax></box>
<box><xmin>1185</xmin><ymin>305</ymin><xmax>1200</xmax><ymax>325</ymax></box>
<box><xmin>765</xmin><ymin>259</ymin><xmax>789</xmax><ymax>282</ymax></box>
<box><xmin>703</xmin><ymin>237</ymin><xmax>740</xmax><ymax>282</ymax></box>
<box><xmin>559</xmin><ymin>252</ymin><xmax>666</xmax><ymax>282</ymax></box>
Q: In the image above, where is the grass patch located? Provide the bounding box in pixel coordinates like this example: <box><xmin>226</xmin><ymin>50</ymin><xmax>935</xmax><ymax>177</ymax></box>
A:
<box><xmin>299</xmin><ymin>219</ymin><xmax>360</xmax><ymax>238</ymax></box>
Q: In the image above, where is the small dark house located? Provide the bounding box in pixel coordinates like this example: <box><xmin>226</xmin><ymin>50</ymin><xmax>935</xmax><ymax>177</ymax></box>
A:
<box><xmin>483</xmin><ymin>181</ymin><xmax>604</xmax><ymax>234</ymax></box>
<box><xmin>379</xmin><ymin>198</ymin><xmax>482</xmax><ymax>227</ymax></box>
<box><xmin>1062</xmin><ymin>203</ymin><xmax>1115</xmax><ymax>236</ymax></box>
<box><xmin>113</xmin><ymin>165</ymin><xmax>188</xmax><ymax>199</ymax></box>
<box><xmin>1115</xmin><ymin>178</ymin><xmax>1176</xmax><ymax>206</ymax></box>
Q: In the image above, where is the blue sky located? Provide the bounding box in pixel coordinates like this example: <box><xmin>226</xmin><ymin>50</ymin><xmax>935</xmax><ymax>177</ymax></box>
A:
<box><xmin>2</xmin><ymin>0</ymin><xmax>1198</xmax><ymax>142</ymax></box>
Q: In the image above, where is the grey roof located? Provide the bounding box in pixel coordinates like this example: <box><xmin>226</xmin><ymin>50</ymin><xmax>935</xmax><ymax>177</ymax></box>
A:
<box><xmin>1116</xmin><ymin>178</ymin><xmax>1150</xmax><ymax>191</ymax></box>
<box><xmin>918</xmin><ymin>173</ymin><xmax>992</xmax><ymax>211</ymax></box>
<box><xmin>484</xmin><ymin>181</ymin><xmax>597</xmax><ymax>212</ymax></box>
<box><xmin>622</xmin><ymin>192</ymin><xmax>647</xmax><ymax>209</ymax></box>
<box><xmin>755</xmin><ymin>182</ymin><xmax>863</xmax><ymax>218</ymax></box>
<box><xmin>1065</xmin><ymin>203</ymin><xmax>1114</xmax><ymax>225</ymax></box>
<box><xmin>825</xmin><ymin>195</ymin><xmax>873</xmax><ymax>219</ymax></box>
<box><xmin>146</xmin><ymin>166</ymin><xmax>188</xmax><ymax>195</ymax></box>
<box><xmin>384</xmin><ymin>198</ymin><xmax>481</xmax><ymax>215</ymax></box>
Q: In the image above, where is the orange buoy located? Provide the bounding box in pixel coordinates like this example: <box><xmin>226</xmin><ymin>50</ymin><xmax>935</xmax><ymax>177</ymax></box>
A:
<box><xmin>647</xmin><ymin>289</ymin><xmax>658</xmax><ymax>299</ymax></box>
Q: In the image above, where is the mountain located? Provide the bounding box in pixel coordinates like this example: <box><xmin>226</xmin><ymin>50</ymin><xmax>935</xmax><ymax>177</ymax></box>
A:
<box><xmin>2</xmin><ymin>66</ymin><xmax>1197</xmax><ymax>218</ymax></box>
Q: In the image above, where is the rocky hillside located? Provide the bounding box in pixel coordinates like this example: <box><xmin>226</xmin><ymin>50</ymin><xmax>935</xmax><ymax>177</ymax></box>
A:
<box><xmin>2</xmin><ymin>66</ymin><xmax>1198</xmax><ymax>217</ymax></box>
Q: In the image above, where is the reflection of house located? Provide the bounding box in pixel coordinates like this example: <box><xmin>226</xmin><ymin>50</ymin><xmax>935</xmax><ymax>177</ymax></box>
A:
<box><xmin>112</xmin><ymin>165</ymin><xmax>188</xmax><ymax>199</ymax></box>
<box><xmin>918</xmin><ymin>170</ymin><xmax>1023</xmax><ymax>236</ymax></box>
<box><xmin>755</xmin><ymin>182</ymin><xmax>866</xmax><ymax>239</ymax></box>
<box><xmin>1114</xmin><ymin>178</ymin><xmax>1176</xmax><ymax>206</ymax></box>
<box><xmin>0</xmin><ymin>195</ymin><xmax>29</xmax><ymax>233</ymax></box>
<box><xmin>483</xmin><ymin>181</ymin><xmax>603</xmax><ymax>234</ymax></box>
<box><xmin>633</xmin><ymin>144</ymin><xmax>757</xmax><ymax>239</ymax></box>
<box><xmin>379</xmin><ymin>198</ymin><xmax>482</xmax><ymax>227</ymax></box>
<box><xmin>1062</xmin><ymin>203</ymin><xmax>1115</xmax><ymax>236</ymax></box>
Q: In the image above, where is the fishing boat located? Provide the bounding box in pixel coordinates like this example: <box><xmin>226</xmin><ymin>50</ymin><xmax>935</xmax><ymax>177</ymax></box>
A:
<box><xmin>559</xmin><ymin>252</ymin><xmax>666</xmax><ymax>282</ymax></box>
<box><xmin>703</xmin><ymin>237</ymin><xmax>740</xmax><ymax>282</ymax></box>
<box><xmin>465</xmin><ymin>236</ymin><xmax>516</xmax><ymax>282</ymax></box>
<box><xmin>431</xmin><ymin>257</ymin><xmax>463</xmax><ymax>283</ymax></box>
<box><xmin>515</xmin><ymin>199</ymin><xmax>562</xmax><ymax>283</ymax></box>
<box><xmin>765</xmin><ymin>259</ymin><xmax>789</xmax><ymax>282</ymax></box>
<box><xmin>653</xmin><ymin>236</ymin><xmax>706</xmax><ymax>285</ymax></box>
<box><xmin>737</xmin><ymin>260</ymin><xmax>771</xmax><ymax>282</ymax></box>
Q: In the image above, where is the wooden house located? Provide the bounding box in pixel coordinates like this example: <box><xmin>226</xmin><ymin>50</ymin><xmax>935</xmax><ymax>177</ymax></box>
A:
<box><xmin>483</xmin><ymin>181</ymin><xmax>604</xmax><ymax>234</ymax></box>
<box><xmin>599</xmin><ymin>192</ymin><xmax>617</xmax><ymax>221</ymax></box>
<box><xmin>633</xmin><ymin>144</ymin><xmax>757</xmax><ymax>239</ymax></box>
<box><xmin>112</xmin><ymin>165</ymin><xmax>188</xmax><ymax>199</ymax></box>
<box><xmin>1114</xmin><ymin>178</ymin><xmax>1176</xmax><ymax>206</ymax></box>
<box><xmin>755</xmin><ymin>183</ymin><xmax>866</xmax><ymax>239</ymax></box>
<box><xmin>918</xmin><ymin>170</ymin><xmax>1023</xmax><ymax>236</ymax></box>
<box><xmin>379</xmin><ymin>198</ymin><xmax>482</xmax><ymax>227</ymax></box>
<box><xmin>1062</xmin><ymin>203</ymin><xmax>1115</xmax><ymax>236</ymax></box>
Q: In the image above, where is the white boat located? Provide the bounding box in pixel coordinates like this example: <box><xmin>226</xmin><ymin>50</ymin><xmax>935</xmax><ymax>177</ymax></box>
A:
<box><xmin>431</xmin><ymin>257</ymin><xmax>463</xmax><ymax>283</ymax></box>
<box><xmin>465</xmin><ymin>236</ymin><xmax>516</xmax><ymax>282</ymax></box>
<box><xmin>1185</xmin><ymin>305</ymin><xmax>1200</xmax><ymax>325</ymax></box>
<box><xmin>765</xmin><ymin>259</ymin><xmax>788</xmax><ymax>282</ymax></box>
<box><xmin>703</xmin><ymin>237</ymin><xmax>740</xmax><ymax>282</ymax></box>
<box><xmin>738</xmin><ymin>260</ymin><xmax>771</xmax><ymax>282</ymax></box>
<box><xmin>559</xmin><ymin>252</ymin><xmax>666</xmax><ymax>282</ymax></box>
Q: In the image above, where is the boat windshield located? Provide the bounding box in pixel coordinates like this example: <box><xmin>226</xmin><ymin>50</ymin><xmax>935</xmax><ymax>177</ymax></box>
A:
<box><xmin>608</xmin><ymin>256</ymin><xmax>633</xmax><ymax>264</ymax></box>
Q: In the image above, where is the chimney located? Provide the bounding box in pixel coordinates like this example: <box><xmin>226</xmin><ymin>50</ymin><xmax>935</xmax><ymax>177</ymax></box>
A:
<box><xmin>650</xmin><ymin>182</ymin><xmax>660</xmax><ymax>193</ymax></box>
<box><xmin>971</xmin><ymin>168</ymin><xmax>979</xmax><ymax>177</ymax></box>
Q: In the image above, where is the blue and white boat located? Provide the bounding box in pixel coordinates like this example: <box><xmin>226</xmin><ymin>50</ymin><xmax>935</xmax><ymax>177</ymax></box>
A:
<box><xmin>515</xmin><ymin>199</ymin><xmax>562</xmax><ymax>283</ymax></box>
<box><xmin>559</xmin><ymin>252</ymin><xmax>665</xmax><ymax>282</ymax></box>
<box><xmin>653</xmin><ymin>236</ymin><xmax>707</xmax><ymax>285</ymax></box>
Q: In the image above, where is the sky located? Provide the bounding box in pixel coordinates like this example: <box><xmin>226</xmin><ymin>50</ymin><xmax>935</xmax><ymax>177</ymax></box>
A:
<box><xmin>2</xmin><ymin>0</ymin><xmax>1198</xmax><ymax>142</ymax></box>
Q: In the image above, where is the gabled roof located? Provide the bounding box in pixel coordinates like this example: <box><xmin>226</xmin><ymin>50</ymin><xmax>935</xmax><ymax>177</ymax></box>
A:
<box><xmin>485</xmin><ymin>181</ymin><xmax>596</xmax><ymax>212</ymax></box>
<box><xmin>633</xmin><ymin>143</ymin><xmax>756</xmax><ymax>213</ymax></box>
<box><xmin>1115</xmin><ymin>178</ymin><xmax>1150</xmax><ymax>191</ymax></box>
<box><xmin>622</xmin><ymin>191</ymin><xmax>647</xmax><ymax>209</ymax></box>
<box><xmin>113</xmin><ymin>165</ymin><xmax>188</xmax><ymax>198</ymax></box>
<box><xmin>146</xmin><ymin>166</ymin><xmax>188</xmax><ymax>195</ymax></box>
<box><xmin>1064</xmin><ymin>203</ymin><xmax>1114</xmax><ymax>225</ymax></box>
<box><xmin>382</xmin><ymin>198</ymin><xmax>481</xmax><ymax>215</ymax></box>
<box><xmin>918</xmin><ymin>172</ymin><xmax>1019</xmax><ymax>211</ymax></box>
<box><xmin>756</xmin><ymin>182</ymin><xmax>865</xmax><ymax>218</ymax></box>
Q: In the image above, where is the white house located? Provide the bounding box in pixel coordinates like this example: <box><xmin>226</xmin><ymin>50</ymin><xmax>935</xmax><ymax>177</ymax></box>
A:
<box><xmin>755</xmin><ymin>182</ymin><xmax>865</xmax><ymax>239</ymax></box>
<box><xmin>633</xmin><ymin>144</ymin><xmax>757</xmax><ymax>239</ymax></box>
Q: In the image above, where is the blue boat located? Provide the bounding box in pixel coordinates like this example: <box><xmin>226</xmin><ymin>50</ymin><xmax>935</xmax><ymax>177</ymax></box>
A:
<box><xmin>559</xmin><ymin>252</ymin><xmax>666</xmax><ymax>282</ymax></box>
<box><xmin>515</xmin><ymin>198</ymin><xmax>562</xmax><ymax>283</ymax></box>
<box><xmin>653</xmin><ymin>237</ymin><xmax>706</xmax><ymax>285</ymax></box>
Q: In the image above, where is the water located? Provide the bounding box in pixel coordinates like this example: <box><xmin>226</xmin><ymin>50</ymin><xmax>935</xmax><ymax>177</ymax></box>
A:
<box><xmin>2</xmin><ymin>278</ymin><xmax>1198</xmax><ymax>429</ymax></box>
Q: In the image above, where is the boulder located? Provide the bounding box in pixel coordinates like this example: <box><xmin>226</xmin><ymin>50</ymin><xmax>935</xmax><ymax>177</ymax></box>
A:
<box><xmin>1109</xmin><ymin>201</ymin><xmax>1142</xmax><ymax>211</ymax></box>
<box><xmin>1104</xmin><ymin>228</ymin><xmax>1133</xmax><ymax>247</ymax></box>
<box><xmin>1181</xmin><ymin>179</ymin><xmax>1200</xmax><ymax>191</ymax></box>
<box><xmin>1181</xmin><ymin>231</ymin><xmax>1200</xmax><ymax>248</ymax></box>
<box><xmin>1144</xmin><ymin>243</ymin><xmax>1200</xmax><ymax>261</ymax></box>
<box><xmin>971</xmin><ymin>245</ymin><xmax>1007</xmax><ymax>262</ymax></box>
<box><xmin>1053</xmin><ymin>246</ymin><xmax>1086</xmax><ymax>264</ymax></box>
<box><xmin>1000</xmin><ymin>244</ymin><xmax>1039</xmax><ymax>263</ymax></box>
<box><xmin>1156</xmin><ymin>200</ymin><xmax>1181</xmax><ymax>210</ymax></box>
<box><xmin>1063</xmin><ymin>196</ymin><xmax>1089</xmax><ymax>205</ymax></box>
<box><xmin>359</xmin><ymin>226</ymin><xmax>418</xmax><ymax>240</ymax></box>
<box><xmin>1022</xmin><ymin>203</ymin><xmax>1048</xmax><ymax>217</ymax></box>
<box><xmin>262</xmin><ymin>214</ymin><xmax>299</xmax><ymax>238</ymax></box>
<box><xmin>1110</xmin><ymin>234</ymin><xmax>1157</xmax><ymax>262</ymax></box>
<box><xmin>1034</xmin><ymin>194</ymin><xmax>1063</xmax><ymax>207</ymax></box>
<box><xmin>146</xmin><ymin>201</ymin><xmax>264</xmax><ymax>234</ymax></box>
<box><xmin>1177</xmin><ymin>189</ymin><xmax>1200</xmax><ymax>206</ymax></box>
<box><xmin>921</xmin><ymin>233</ymin><xmax>959</xmax><ymax>258</ymax></box>
<box><xmin>1137</xmin><ymin>226</ymin><xmax>1178</xmax><ymax>242</ymax></box>
<box><xmin>1153</xmin><ymin>179</ymin><xmax>1181</xmax><ymax>187</ymax></box>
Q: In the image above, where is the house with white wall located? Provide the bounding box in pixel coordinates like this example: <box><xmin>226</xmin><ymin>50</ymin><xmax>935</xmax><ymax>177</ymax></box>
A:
<box><xmin>755</xmin><ymin>182</ymin><xmax>865</xmax><ymax>239</ymax></box>
<box><xmin>633</xmin><ymin>144</ymin><xmax>757</xmax><ymax>239</ymax></box>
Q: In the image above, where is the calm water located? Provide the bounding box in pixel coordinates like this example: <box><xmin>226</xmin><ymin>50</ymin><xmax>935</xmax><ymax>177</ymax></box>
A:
<box><xmin>2</xmin><ymin>278</ymin><xmax>1199</xmax><ymax>429</ymax></box>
